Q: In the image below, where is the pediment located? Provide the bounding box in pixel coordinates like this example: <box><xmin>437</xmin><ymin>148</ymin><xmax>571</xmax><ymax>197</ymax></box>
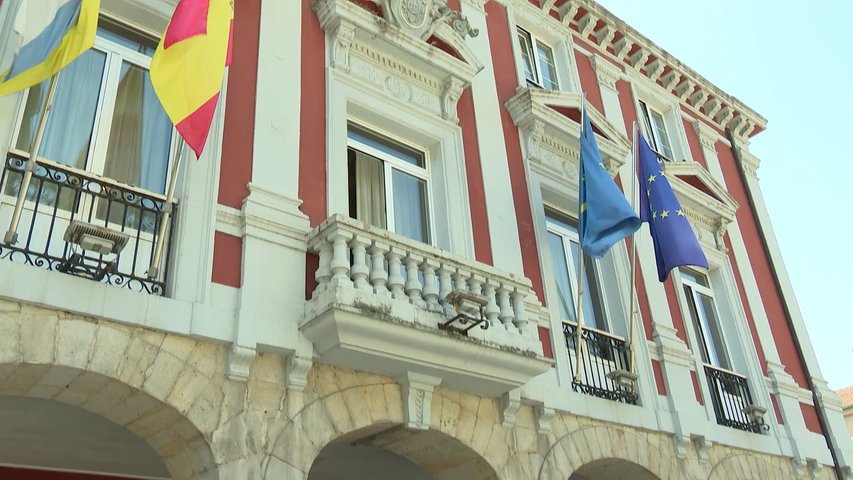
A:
<box><xmin>505</xmin><ymin>88</ymin><xmax>631</xmax><ymax>182</ymax></box>
<box><xmin>313</xmin><ymin>0</ymin><xmax>483</xmax><ymax>122</ymax></box>
<box><xmin>663</xmin><ymin>161</ymin><xmax>739</xmax><ymax>251</ymax></box>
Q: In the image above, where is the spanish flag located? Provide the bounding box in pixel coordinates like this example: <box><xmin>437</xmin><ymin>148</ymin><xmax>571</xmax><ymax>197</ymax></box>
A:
<box><xmin>0</xmin><ymin>0</ymin><xmax>99</xmax><ymax>96</ymax></box>
<box><xmin>150</xmin><ymin>0</ymin><xmax>233</xmax><ymax>158</ymax></box>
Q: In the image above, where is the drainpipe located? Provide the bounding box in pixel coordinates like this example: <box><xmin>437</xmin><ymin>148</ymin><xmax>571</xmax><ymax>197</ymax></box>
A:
<box><xmin>726</xmin><ymin>128</ymin><xmax>844</xmax><ymax>480</ymax></box>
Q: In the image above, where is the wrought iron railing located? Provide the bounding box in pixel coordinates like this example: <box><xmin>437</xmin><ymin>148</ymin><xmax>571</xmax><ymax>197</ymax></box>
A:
<box><xmin>703</xmin><ymin>364</ymin><xmax>765</xmax><ymax>433</ymax></box>
<box><xmin>563</xmin><ymin>322</ymin><xmax>638</xmax><ymax>404</ymax></box>
<box><xmin>0</xmin><ymin>151</ymin><xmax>175</xmax><ymax>295</ymax></box>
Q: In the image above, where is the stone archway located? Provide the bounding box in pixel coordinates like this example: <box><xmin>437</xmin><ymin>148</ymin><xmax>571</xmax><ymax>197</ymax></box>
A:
<box><xmin>0</xmin><ymin>311</ymin><xmax>222</xmax><ymax>479</ymax></box>
<box><xmin>569</xmin><ymin>458</ymin><xmax>661</xmax><ymax>480</ymax></box>
<box><xmin>707</xmin><ymin>453</ymin><xmax>798</xmax><ymax>480</ymax></box>
<box><xmin>265</xmin><ymin>364</ymin><xmax>506</xmax><ymax>479</ymax></box>
<box><xmin>536</xmin><ymin>425</ymin><xmax>681</xmax><ymax>479</ymax></box>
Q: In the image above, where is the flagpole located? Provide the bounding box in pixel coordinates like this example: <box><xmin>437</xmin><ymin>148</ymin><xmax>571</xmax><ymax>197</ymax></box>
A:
<box><xmin>148</xmin><ymin>137</ymin><xmax>185</xmax><ymax>279</ymax></box>
<box><xmin>627</xmin><ymin>122</ymin><xmax>639</xmax><ymax>373</ymax></box>
<box><xmin>574</xmin><ymin>94</ymin><xmax>588</xmax><ymax>384</ymax></box>
<box><xmin>4</xmin><ymin>73</ymin><xmax>59</xmax><ymax>245</ymax></box>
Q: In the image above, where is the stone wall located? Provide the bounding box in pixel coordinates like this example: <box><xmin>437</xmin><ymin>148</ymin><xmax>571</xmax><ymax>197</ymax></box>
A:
<box><xmin>0</xmin><ymin>301</ymin><xmax>833</xmax><ymax>479</ymax></box>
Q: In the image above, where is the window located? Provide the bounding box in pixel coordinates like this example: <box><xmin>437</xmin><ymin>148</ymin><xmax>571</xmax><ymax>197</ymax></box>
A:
<box><xmin>12</xmin><ymin>19</ymin><xmax>172</xmax><ymax>194</ymax></box>
<box><xmin>545</xmin><ymin>212</ymin><xmax>608</xmax><ymax>331</ymax></box>
<box><xmin>347</xmin><ymin>123</ymin><xmax>432</xmax><ymax>244</ymax></box>
<box><xmin>680</xmin><ymin>268</ymin><xmax>731</xmax><ymax>369</ymax></box>
<box><xmin>517</xmin><ymin>27</ymin><xmax>559</xmax><ymax>90</ymax></box>
<box><xmin>638</xmin><ymin>100</ymin><xmax>674</xmax><ymax>161</ymax></box>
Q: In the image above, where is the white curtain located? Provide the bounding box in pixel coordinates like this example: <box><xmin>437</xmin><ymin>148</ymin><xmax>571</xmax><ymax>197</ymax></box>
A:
<box><xmin>391</xmin><ymin>169</ymin><xmax>428</xmax><ymax>243</ymax></box>
<box><xmin>354</xmin><ymin>151</ymin><xmax>386</xmax><ymax>230</ymax></box>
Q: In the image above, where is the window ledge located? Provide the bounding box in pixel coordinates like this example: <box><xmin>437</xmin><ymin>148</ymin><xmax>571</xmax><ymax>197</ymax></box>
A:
<box><xmin>313</xmin><ymin>0</ymin><xmax>483</xmax><ymax>122</ymax></box>
<box><xmin>505</xmin><ymin>88</ymin><xmax>631</xmax><ymax>188</ymax></box>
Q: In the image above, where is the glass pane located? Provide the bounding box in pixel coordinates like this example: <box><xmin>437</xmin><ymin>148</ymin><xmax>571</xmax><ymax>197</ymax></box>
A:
<box><xmin>348</xmin><ymin>149</ymin><xmax>386</xmax><ymax>230</ymax></box>
<box><xmin>516</xmin><ymin>29</ymin><xmax>538</xmax><ymax>86</ymax></box>
<box><xmin>680</xmin><ymin>268</ymin><xmax>709</xmax><ymax>287</ymax></box>
<box><xmin>649</xmin><ymin>109</ymin><xmax>674</xmax><ymax>160</ymax></box>
<box><xmin>569</xmin><ymin>240</ymin><xmax>602</xmax><ymax>330</ymax></box>
<box><xmin>536</xmin><ymin>41</ymin><xmax>559</xmax><ymax>90</ymax></box>
<box><xmin>102</xmin><ymin>61</ymin><xmax>172</xmax><ymax>194</ymax></box>
<box><xmin>391</xmin><ymin>169</ymin><xmax>429</xmax><ymax>243</ymax></box>
<box><xmin>683</xmin><ymin>285</ymin><xmax>711</xmax><ymax>363</ymax></box>
<box><xmin>548</xmin><ymin>231</ymin><xmax>576</xmax><ymax>322</ymax></box>
<box><xmin>348</xmin><ymin>125</ymin><xmax>423</xmax><ymax>167</ymax></box>
<box><xmin>698</xmin><ymin>292</ymin><xmax>730</xmax><ymax>369</ymax></box>
<box><xmin>98</xmin><ymin>18</ymin><xmax>158</xmax><ymax>55</ymax></box>
<box><xmin>15</xmin><ymin>49</ymin><xmax>106</xmax><ymax>169</ymax></box>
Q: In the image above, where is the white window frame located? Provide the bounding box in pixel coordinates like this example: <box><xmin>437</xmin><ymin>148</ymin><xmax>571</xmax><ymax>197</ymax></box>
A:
<box><xmin>516</xmin><ymin>27</ymin><xmax>560</xmax><ymax>90</ymax></box>
<box><xmin>346</xmin><ymin>122</ymin><xmax>437</xmax><ymax>245</ymax></box>
<box><xmin>545</xmin><ymin>211</ymin><xmax>612</xmax><ymax>333</ymax></box>
<box><xmin>507</xmin><ymin>5</ymin><xmax>580</xmax><ymax>94</ymax></box>
<box><xmin>679</xmin><ymin>267</ymin><xmax>732</xmax><ymax>370</ymax></box>
<box><xmin>638</xmin><ymin>99</ymin><xmax>675</xmax><ymax>162</ymax></box>
<box><xmin>8</xmin><ymin>18</ymin><xmax>177</xmax><ymax>196</ymax></box>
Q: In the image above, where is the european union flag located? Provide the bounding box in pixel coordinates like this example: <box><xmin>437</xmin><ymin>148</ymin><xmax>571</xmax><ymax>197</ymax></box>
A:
<box><xmin>637</xmin><ymin>130</ymin><xmax>708</xmax><ymax>281</ymax></box>
<box><xmin>579</xmin><ymin>105</ymin><xmax>640</xmax><ymax>258</ymax></box>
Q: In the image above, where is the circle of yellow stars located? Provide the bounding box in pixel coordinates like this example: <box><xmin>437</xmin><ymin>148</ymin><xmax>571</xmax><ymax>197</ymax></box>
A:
<box><xmin>646</xmin><ymin>169</ymin><xmax>688</xmax><ymax>222</ymax></box>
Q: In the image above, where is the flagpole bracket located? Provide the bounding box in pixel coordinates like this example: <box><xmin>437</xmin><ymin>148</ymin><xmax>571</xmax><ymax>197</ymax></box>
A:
<box><xmin>438</xmin><ymin>290</ymin><xmax>489</xmax><ymax>335</ymax></box>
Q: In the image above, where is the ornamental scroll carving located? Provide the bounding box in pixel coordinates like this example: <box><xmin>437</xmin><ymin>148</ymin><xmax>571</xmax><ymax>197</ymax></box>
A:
<box><xmin>377</xmin><ymin>0</ymin><xmax>479</xmax><ymax>40</ymax></box>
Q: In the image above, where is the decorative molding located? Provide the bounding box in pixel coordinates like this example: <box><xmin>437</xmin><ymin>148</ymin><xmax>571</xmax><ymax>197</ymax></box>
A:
<box><xmin>285</xmin><ymin>354</ymin><xmax>312</xmax><ymax>391</ymax></box>
<box><xmin>673</xmin><ymin>434</ymin><xmax>691</xmax><ymax>459</ymax></box>
<box><xmin>590</xmin><ymin>55</ymin><xmax>622</xmax><ymax>92</ymax></box>
<box><xmin>312</xmin><ymin>0</ymin><xmax>483</xmax><ymax>124</ymax></box>
<box><xmin>376</xmin><ymin>0</ymin><xmax>479</xmax><ymax>41</ymax></box>
<box><xmin>691</xmin><ymin>119</ymin><xmax>721</xmax><ymax>151</ymax></box>
<box><xmin>534</xmin><ymin>403</ymin><xmax>555</xmax><ymax>434</ymax></box>
<box><xmin>397</xmin><ymin>372</ymin><xmax>442</xmax><ymax>430</ymax></box>
<box><xmin>690</xmin><ymin>434</ymin><xmax>713</xmax><ymax>464</ymax></box>
<box><xmin>227</xmin><ymin>344</ymin><xmax>256</xmax><ymax>381</ymax></box>
<box><xmin>242</xmin><ymin>183</ymin><xmax>312</xmax><ymax>251</ymax></box>
<box><xmin>652</xmin><ymin>324</ymin><xmax>694</xmax><ymax>367</ymax></box>
<box><xmin>500</xmin><ymin>389</ymin><xmax>521</xmax><ymax>428</ymax></box>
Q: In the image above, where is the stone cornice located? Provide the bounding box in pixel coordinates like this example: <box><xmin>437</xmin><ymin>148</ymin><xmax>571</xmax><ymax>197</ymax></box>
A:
<box><xmin>508</xmin><ymin>0</ymin><xmax>767</xmax><ymax>141</ymax></box>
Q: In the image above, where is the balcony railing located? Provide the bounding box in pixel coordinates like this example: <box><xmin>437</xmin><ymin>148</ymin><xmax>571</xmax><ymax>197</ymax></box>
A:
<box><xmin>563</xmin><ymin>322</ymin><xmax>638</xmax><ymax>405</ymax></box>
<box><xmin>0</xmin><ymin>151</ymin><xmax>175</xmax><ymax>295</ymax></box>
<box><xmin>704</xmin><ymin>364</ymin><xmax>765</xmax><ymax>433</ymax></box>
<box><xmin>303</xmin><ymin>215</ymin><xmax>550</xmax><ymax>395</ymax></box>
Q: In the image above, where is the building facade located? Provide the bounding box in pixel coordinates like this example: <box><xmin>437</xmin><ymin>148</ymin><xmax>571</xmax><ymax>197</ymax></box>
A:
<box><xmin>0</xmin><ymin>0</ymin><xmax>851</xmax><ymax>478</ymax></box>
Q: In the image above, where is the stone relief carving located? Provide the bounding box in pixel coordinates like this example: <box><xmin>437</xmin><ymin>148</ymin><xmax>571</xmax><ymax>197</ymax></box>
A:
<box><xmin>377</xmin><ymin>0</ymin><xmax>479</xmax><ymax>40</ymax></box>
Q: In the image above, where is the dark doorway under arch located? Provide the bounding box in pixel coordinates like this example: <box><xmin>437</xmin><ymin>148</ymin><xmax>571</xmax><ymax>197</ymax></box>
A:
<box><xmin>570</xmin><ymin>458</ymin><xmax>660</xmax><ymax>480</ymax></box>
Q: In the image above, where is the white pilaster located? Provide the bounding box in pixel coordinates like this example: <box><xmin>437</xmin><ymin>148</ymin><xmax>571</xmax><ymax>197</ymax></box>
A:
<box><xmin>459</xmin><ymin>1</ymin><xmax>524</xmax><ymax>276</ymax></box>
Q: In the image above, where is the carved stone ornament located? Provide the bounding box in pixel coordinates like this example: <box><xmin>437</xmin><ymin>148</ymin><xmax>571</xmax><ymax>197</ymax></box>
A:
<box><xmin>397</xmin><ymin>371</ymin><xmax>442</xmax><ymax>430</ymax></box>
<box><xmin>378</xmin><ymin>0</ymin><xmax>479</xmax><ymax>40</ymax></box>
<box><xmin>227</xmin><ymin>344</ymin><xmax>256</xmax><ymax>382</ymax></box>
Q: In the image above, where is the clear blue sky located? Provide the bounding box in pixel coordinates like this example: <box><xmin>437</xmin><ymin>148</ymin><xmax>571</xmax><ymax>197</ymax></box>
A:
<box><xmin>595</xmin><ymin>0</ymin><xmax>853</xmax><ymax>389</ymax></box>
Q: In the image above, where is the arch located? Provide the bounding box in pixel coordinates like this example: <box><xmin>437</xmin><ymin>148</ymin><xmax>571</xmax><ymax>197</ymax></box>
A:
<box><xmin>707</xmin><ymin>453</ymin><xmax>795</xmax><ymax>480</ymax></box>
<box><xmin>537</xmin><ymin>425</ymin><xmax>680</xmax><ymax>479</ymax></box>
<box><xmin>0</xmin><ymin>313</ymin><xmax>221</xmax><ymax>479</ymax></box>
<box><xmin>266</xmin><ymin>366</ymin><xmax>506</xmax><ymax>478</ymax></box>
<box><xmin>570</xmin><ymin>458</ymin><xmax>660</xmax><ymax>480</ymax></box>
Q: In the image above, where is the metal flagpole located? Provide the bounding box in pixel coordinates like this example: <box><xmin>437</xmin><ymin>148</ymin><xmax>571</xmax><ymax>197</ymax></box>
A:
<box><xmin>573</xmin><ymin>95</ymin><xmax>588</xmax><ymax>384</ymax></box>
<box><xmin>4</xmin><ymin>73</ymin><xmax>59</xmax><ymax>244</ymax></box>
<box><xmin>148</xmin><ymin>137</ymin><xmax>186</xmax><ymax>279</ymax></box>
<box><xmin>627</xmin><ymin>122</ymin><xmax>640</xmax><ymax>373</ymax></box>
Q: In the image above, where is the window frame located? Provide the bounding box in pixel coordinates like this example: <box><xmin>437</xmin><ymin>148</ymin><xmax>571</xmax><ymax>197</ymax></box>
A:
<box><xmin>638</xmin><ymin>99</ymin><xmax>675</xmax><ymax>162</ymax></box>
<box><xmin>8</xmin><ymin>18</ymin><xmax>177</xmax><ymax>197</ymax></box>
<box><xmin>346</xmin><ymin>121</ymin><xmax>437</xmax><ymax>246</ymax></box>
<box><xmin>516</xmin><ymin>27</ymin><xmax>560</xmax><ymax>91</ymax></box>
<box><xmin>679</xmin><ymin>267</ymin><xmax>732</xmax><ymax>370</ymax></box>
<box><xmin>545</xmin><ymin>210</ymin><xmax>612</xmax><ymax>333</ymax></box>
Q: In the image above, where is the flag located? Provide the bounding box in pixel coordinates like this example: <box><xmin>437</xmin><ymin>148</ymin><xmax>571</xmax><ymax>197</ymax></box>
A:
<box><xmin>0</xmin><ymin>0</ymin><xmax>99</xmax><ymax>96</ymax></box>
<box><xmin>578</xmin><ymin>102</ymin><xmax>641</xmax><ymax>258</ymax></box>
<box><xmin>636</xmin><ymin>128</ymin><xmax>708</xmax><ymax>281</ymax></box>
<box><xmin>150</xmin><ymin>0</ymin><xmax>233</xmax><ymax>158</ymax></box>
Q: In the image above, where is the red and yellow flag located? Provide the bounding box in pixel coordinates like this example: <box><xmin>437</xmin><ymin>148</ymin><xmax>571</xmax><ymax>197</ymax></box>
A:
<box><xmin>151</xmin><ymin>0</ymin><xmax>233</xmax><ymax>158</ymax></box>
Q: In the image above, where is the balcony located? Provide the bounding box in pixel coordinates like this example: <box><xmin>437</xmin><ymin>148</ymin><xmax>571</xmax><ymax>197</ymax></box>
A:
<box><xmin>301</xmin><ymin>215</ymin><xmax>552</xmax><ymax>396</ymax></box>
<box><xmin>563</xmin><ymin>322</ymin><xmax>638</xmax><ymax>405</ymax></box>
<box><xmin>0</xmin><ymin>151</ymin><xmax>175</xmax><ymax>295</ymax></box>
<box><xmin>704</xmin><ymin>364</ymin><xmax>766</xmax><ymax>433</ymax></box>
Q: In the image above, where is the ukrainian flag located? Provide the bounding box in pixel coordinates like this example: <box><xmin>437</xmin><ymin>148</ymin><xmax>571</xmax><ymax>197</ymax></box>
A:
<box><xmin>0</xmin><ymin>0</ymin><xmax>99</xmax><ymax>96</ymax></box>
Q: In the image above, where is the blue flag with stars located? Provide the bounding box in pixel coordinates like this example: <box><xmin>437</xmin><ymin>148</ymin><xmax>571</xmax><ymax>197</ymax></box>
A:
<box><xmin>578</xmin><ymin>104</ymin><xmax>640</xmax><ymax>258</ymax></box>
<box><xmin>637</xmin><ymin>129</ymin><xmax>708</xmax><ymax>281</ymax></box>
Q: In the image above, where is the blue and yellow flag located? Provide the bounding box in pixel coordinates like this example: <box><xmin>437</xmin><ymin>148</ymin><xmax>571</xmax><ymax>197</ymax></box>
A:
<box><xmin>636</xmin><ymin>127</ymin><xmax>708</xmax><ymax>281</ymax></box>
<box><xmin>0</xmin><ymin>0</ymin><xmax>99</xmax><ymax>96</ymax></box>
<box><xmin>578</xmin><ymin>103</ymin><xmax>641</xmax><ymax>258</ymax></box>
